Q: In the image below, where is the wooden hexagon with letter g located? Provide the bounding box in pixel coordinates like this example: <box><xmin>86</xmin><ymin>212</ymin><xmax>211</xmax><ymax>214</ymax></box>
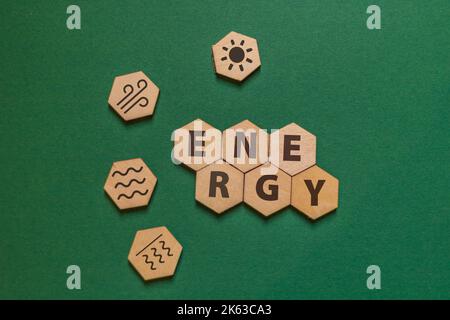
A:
<box><xmin>244</xmin><ymin>162</ymin><xmax>291</xmax><ymax>217</ymax></box>
<box><xmin>108</xmin><ymin>71</ymin><xmax>159</xmax><ymax>121</ymax></box>
<box><xmin>104</xmin><ymin>158</ymin><xmax>157</xmax><ymax>210</ymax></box>
<box><xmin>212</xmin><ymin>31</ymin><xmax>261</xmax><ymax>82</ymax></box>
<box><xmin>128</xmin><ymin>226</ymin><xmax>183</xmax><ymax>281</ymax></box>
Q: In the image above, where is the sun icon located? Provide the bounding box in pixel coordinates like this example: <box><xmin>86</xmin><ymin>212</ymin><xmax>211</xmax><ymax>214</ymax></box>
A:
<box><xmin>221</xmin><ymin>39</ymin><xmax>254</xmax><ymax>72</ymax></box>
<box><xmin>212</xmin><ymin>31</ymin><xmax>261</xmax><ymax>82</ymax></box>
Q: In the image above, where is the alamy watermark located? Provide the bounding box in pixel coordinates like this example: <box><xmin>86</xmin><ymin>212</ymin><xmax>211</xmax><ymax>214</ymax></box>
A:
<box><xmin>170</xmin><ymin>121</ymin><xmax>297</xmax><ymax>175</ymax></box>
<box><xmin>66</xmin><ymin>5</ymin><xmax>81</xmax><ymax>30</ymax></box>
<box><xmin>66</xmin><ymin>265</ymin><xmax>81</xmax><ymax>290</ymax></box>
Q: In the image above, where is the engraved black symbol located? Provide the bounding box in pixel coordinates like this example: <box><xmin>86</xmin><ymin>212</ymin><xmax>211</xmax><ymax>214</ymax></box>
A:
<box><xmin>221</xmin><ymin>39</ymin><xmax>254</xmax><ymax>72</ymax></box>
<box><xmin>116</xmin><ymin>79</ymin><xmax>149</xmax><ymax>114</ymax></box>
<box><xmin>111</xmin><ymin>166</ymin><xmax>149</xmax><ymax>200</ymax></box>
<box><xmin>136</xmin><ymin>234</ymin><xmax>174</xmax><ymax>271</ymax></box>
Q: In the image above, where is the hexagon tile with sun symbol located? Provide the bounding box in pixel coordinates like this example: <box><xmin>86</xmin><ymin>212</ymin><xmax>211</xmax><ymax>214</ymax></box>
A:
<box><xmin>212</xmin><ymin>31</ymin><xmax>261</xmax><ymax>82</ymax></box>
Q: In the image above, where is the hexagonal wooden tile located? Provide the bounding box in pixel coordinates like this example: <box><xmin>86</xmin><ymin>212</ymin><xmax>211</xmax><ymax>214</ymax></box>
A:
<box><xmin>108</xmin><ymin>71</ymin><xmax>159</xmax><ymax>121</ymax></box>
<box><xmin>269</xmin><ymin>123</ymin><xmax>316</xmax><ymax>176</ymax></box>
<box><xmin>291</xmin><ymin>165</ymin><xmax>339</xmax><ymax>220</ymax></box>
<box><xmin>128</xmin><ymin>226</ymin><xmax>182</xmax><ymax>281</ymax></box>
<box><xmin>172</xmin><ymin>119</ymin><xmax>222</xmax><ymax>172</ymax></box>
<box><xmin>104</xmin><ymin>158</ymin><xmax>157</xmax><ymax>210</ymax></box>
<box><xmin>212</xmin><ymin>31</ymin><xmax>261</xmax><ymax>82</ymax></box>
<box><xmin>222</xmin><ymin>120</ymin><xmax>269</xmax><ymax>173</ymax></box>
<box><xmin>244</xmin><ymin>162</ymin><xmax>291</xmax><ymax>217</ymax></box>
<box><xmin>195</xmin><ymin>161</ymin><xmax>244</xmax><ymax>214</ymax></box>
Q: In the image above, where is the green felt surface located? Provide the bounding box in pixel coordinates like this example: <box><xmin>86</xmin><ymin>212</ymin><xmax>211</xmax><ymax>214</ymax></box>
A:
<box><xmin>0</xmin><ymin>0</ymin><xmax>449</xmax><ymax>299</ymax></box>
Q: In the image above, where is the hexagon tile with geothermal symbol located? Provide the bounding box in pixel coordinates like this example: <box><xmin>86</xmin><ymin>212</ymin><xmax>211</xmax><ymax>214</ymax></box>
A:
<box><xmin>212</xmin><ymin>31</ymin><xmax>261</xmax><ymax>82</ymax></box>
<box><xmin>128</xmin><ymin>226</ymin><xmax>183</xmax><ymax>281</ymax></box>
<box><xmin>104</xmin><ymin>158</ymin><xmax>157</xmax><ymax>210</ymax></box>
<box><xmin>108</xmin><ymin>71</ymin><xmax>159</xmax><ymax>122</ymax></box>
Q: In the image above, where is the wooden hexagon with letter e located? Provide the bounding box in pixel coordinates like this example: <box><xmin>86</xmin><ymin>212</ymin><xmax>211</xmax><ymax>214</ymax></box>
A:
<box><xmin>128</xmin><ymin>226</ymin><xmax>182</xmax><ymax>281</ymax></box>
<box><xmin>291</xmin><ymin>165</ymin><xmax>339</xmax><ymax>220</ymax></box>
<box><xmin>104</xmin><ymin>158</ymin><xmax>157</xmax><ymax>210</ymax></box>
<box><xmin>212</xmin><ymin>31</ymin><xmax>261</xmax><ymax>82</ymax></box>
<box><xmin>108</xmin><ymin>71</ymin><xmax>159</xmax><ymax>121</ymax></box>
<box><xmin>172</xmin><ymin>119</ymin><xmax>222</xmax><ymax>172</ymax></box>
<box><xmin>270</xmin><ymin>123</ymin><xmax>316</xmax><ymax>176</ymax></box>
<box><xmin>244</xmin><ymin>162</ymin><xmax>291</xmax><ymax>217</ymax></box>
<box><xmin>195</xmin><ymin>160</ymin><xmax>244</xmax><ymax>214</ymax></box>
<box><xmin>222</xmin><ymin>119</ymin><xmax>269</xmax><ymax>173</ymax></box>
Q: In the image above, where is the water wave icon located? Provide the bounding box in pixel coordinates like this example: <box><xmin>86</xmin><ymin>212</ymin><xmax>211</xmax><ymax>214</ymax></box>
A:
<box><xmin>115</xmin><ymin>177</ymin><xmax>146</xmax><ymax>189</ymax></box>
<box><xmin>117</xmin><ymin>189</ymin><xmax>149</xmax><ymax>200</ymax></box>
<box><xmin>112</xmin><ymin>166</ymin><xmax>143</xmax><ymax>177</ymax></box>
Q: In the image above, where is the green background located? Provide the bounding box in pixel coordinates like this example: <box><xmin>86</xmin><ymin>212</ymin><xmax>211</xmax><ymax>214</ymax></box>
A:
<box><xmin>0</xmin><ymin>0</ymin><xmax>449</xmax><ymax>299</ymax></box>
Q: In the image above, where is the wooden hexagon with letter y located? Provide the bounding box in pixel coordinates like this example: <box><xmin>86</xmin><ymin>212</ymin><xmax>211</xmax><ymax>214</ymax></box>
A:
<box><xmin>291</xmin><ymin>165</ymin><xmax>339</xmax><ymax>220</ymax></box>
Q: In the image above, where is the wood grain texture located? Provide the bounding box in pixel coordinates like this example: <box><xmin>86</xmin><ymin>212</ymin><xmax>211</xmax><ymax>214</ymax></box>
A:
<box><xmin>173</xmin><ymin>119</ymin><xmax>222</xmax><ymax>172</ymax></box>
<box><xmin>291</xmin><ymin>165</ymin><xmax>339</xmax><ymax>220</ymax></box>
<box><xmin>269</xmin><ymin>123</ymin><xmax>316</xmax><ymax>176</ymax></box>
<box><xmin>108</xmin><ymin>71</ymin><xmax>159</xmax><ymax>121</ymax></box>
<box><xmin>195</xmin><ymin>160</ymin><xmax>244</xmax><ymax>214</ymax></box>
<box><xmin>212</xmin><ymin>31</ymin><xmax>261</xmax><ymax>82</ymax></box>
<box><xmin>128</xmin><ymin>226</ymin><xmax>182</xmax><ymax>281</ymax></box>
<box><xmin>104</xmin><ymin>158</ymin><xmax>157</xmax><ymax>210</ymax></box>
<box><xmin>244</xmin><ymin>162</ymin><xmax>291</xmax><ymax>217</ymax></box>
<box><xmin>222</xmin><ymin>119</ymin><xmax>269</xmax><ymax>173</ymax></box>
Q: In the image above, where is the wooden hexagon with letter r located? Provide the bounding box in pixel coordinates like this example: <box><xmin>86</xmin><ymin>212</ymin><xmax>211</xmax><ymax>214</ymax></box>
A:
<box><xmin>270</xmin><ymin>123</ymin><xmax>316</xmax><ymax>176</ymax></box>
<box><xmin>222</xmin><ymin>119</ymin><xmax>269</xmax><ymax>173</ymax></box>
<box><xmin>128</xmin><ymin>226</ymin><xmax>182</xmax><ymax>281</ymax></box>
<box><xmin>104</xmin><ymin>158</ymin><xmax>157</xmax><ymax>210</ymax></box>
<box><xmin>212</xmin><ymin>31</ymin><xmax>261</xmax><ymax>82</ymax></box>
<box><xmin>291</xmin><ymin>165</ymin><xmax>339</xmax><ymax>220</ymax></box>
<box><xmin>172</xmin><ymin>119</ymin><xmax>222</xmax><ymax>172</ymax></box>
<box><xmin>244</xmin><ymin>162</ymin><xmax>291</xmax><ymax>217</ymax></box>
<box><xmin>195</xmin><ymin>160</ymin><xmax>244</xmax><ymax>214</ymax></box>
<box><xmin>108</xmin><ymin>71</ymin><xmax>159</xmax><ymax>121</ymax></box>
